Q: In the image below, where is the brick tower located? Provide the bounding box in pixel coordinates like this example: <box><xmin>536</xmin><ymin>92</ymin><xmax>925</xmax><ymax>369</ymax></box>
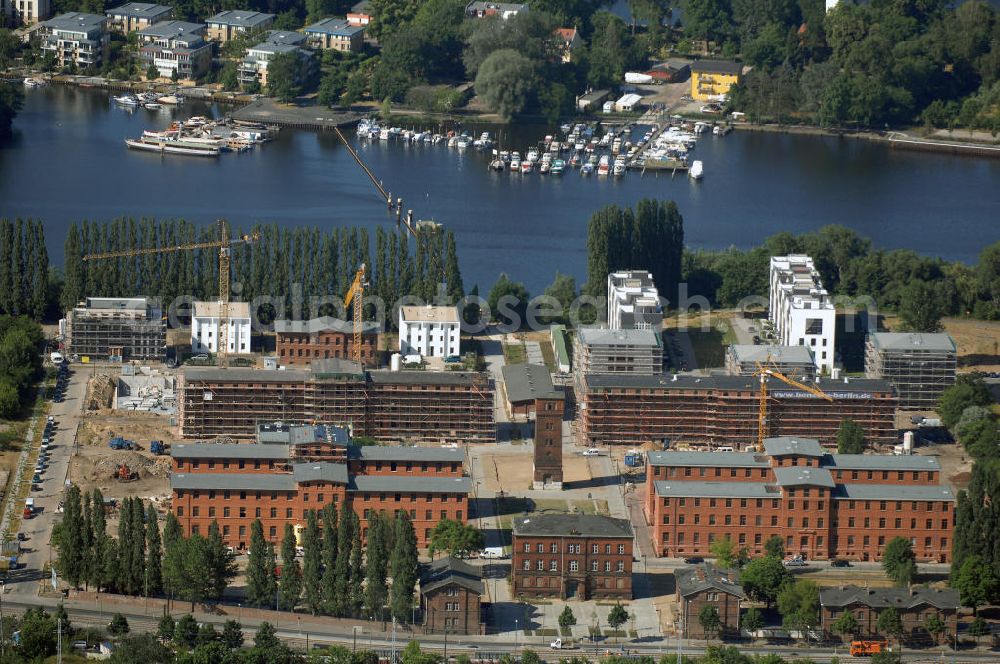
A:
<box><xmin>532</xmin><ymin>394</ymin><xmax>565</xmax><ymax>490</ymax></box>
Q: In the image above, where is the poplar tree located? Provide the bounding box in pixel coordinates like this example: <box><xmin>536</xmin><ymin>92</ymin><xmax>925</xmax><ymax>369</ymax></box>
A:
<box><xmin>364</xmin><ymin>512</ymin><xmax>391</xmax><ymax>620</ymax></box>
<box><xmin>81</xmin><ymin>490</ymin><xmax>94</xmax><ymax>590</ymax></box>
<box><xmin>30</xmin><ymin>221</ymin><xmax>48</xmax><ymax>320</ymax></box>
<box><xmin>11</xmin><ymin>218</ymin><xmax>23</xmax><ymax>313</ymax></box>
<box><xmin>279</xmin><ymin>524</ymin><xmax>302</xmax><ymax>611</ymax></box>
<box><xmin>444</xmin><ymin>231</ymin><xmax>464</xmax><ymax>304</ymax></box>
<box><xmin>56</xmin><ymin>485</ymin><xmax>84</xmax><ymax>587</ymax></box>
<box><xmin>246</xmin><ymin>520</ymin><xmax>276</xmax><ymax>608</ymax></box>
<box><xmin>302</xmin><ymin>510</ymin><xmax>323</xmax><ymax>615</ymax></box>
<box><xmin>321</xmin><ymin>504</ymin><xmax>339</xmax><ymax>614</ymax></box>
<box><xmin>389</xmin><ymin>512</ymin><xmax>417</xmax><ymax>622</ymax></box>
<box><xmin>130</xmin><ymin>497</ymin><xmax>147</xmax><ymax>596</ymax></box>
<box><xmin>331</xmin><ymin>502</ymin><xmax>353</xmax><ymax>616</ymax></box>
<box><xmin>146</xmin><ymin>503</ymin><xmax>163</xmax><ymax>595</ymax></box>
<box><xmin>207</xmin><ymin>520</ymin><xmax>236</xmax><ymax>600</ymax></box>
<box><xmin>0</xmin><ymin>220</ymin><xmax>13</xmax><ymax>314</ymax></box>
<box><xmin>348</xmin><ymin>513</ymin><xmax>364</xmax><ymax>617</ymax></box>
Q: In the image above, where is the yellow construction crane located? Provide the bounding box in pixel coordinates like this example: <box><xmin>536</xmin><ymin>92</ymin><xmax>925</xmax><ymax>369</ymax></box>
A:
<box><xmin>343</xmin><ymin>264</ymin><xmax>367</xmax><ymax>364</ymax></box>
<box><xmin>754</xmin><ymin>362</ymin><xmax>833</xmax><ymax>446</ymax></box>
<box><xmin>83</xmin><ymin>218</ymin><xmax>260</xmax><ymax>366</ymax></box>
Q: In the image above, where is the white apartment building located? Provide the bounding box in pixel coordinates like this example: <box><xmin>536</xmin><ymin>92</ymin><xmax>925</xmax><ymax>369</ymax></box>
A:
<box><xmin>607</xmin><ymin>269</ymin><xmax>662</xmax><ymax>330</ymax></box>
<box><xmin>398</xmin><ymin>305</ymin><xmax>460</xmax><ymax>358</ymax></box>
<box><xmin>191</xmin><ymin>301</ymin><xmax>251</xmax><ymax>354</ymax></box>
<box><xmin>40</xmin><ymin>12</ymin><xmax>109</xmax><ymax>68</ymax></box>
<box><xmin>4</xmin><ymin>0</ymin><xmax>49</xmax><ymax>25</ymax></box>
<box><xmin>769</xmin><ymin>255</ymin><xmax>836</xmax><ymax>375</ymax></box>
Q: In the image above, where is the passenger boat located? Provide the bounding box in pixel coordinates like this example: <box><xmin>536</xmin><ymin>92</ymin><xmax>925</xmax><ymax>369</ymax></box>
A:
<box><xmin>613</xmin><ymin>159</ymin><xmax>626</xmax><ymax>177</ymax></box>
<box><xmin>580</xmin><ymin>162</ymin><xmax>595</xmax><ymax>176</ymax></box>
<box><xmin>125</xmin><ymin>136</ymin><xmax>220</xmax><ymax>156</ymax></box>
<box><xmin>597</xmin><ymin>155</ymin><xmax>611</xmax><ymax>176</ymax></box>
<box><xmin>23</xmin><ymin>77</ymin><xmax>47</xmax><ymax>88</ymax></box>
<box><xmin>113</xmin><ymin>95</ymin><xmax>139</xmax><ymax>106</ymax></box>
<box><xmin>689</xmin><ymin>160</ymin><xmax>704</xmax><ymax>180</ymax></box>
<box><xmin>526</xmin><ymin>149</ymin><xmax>539</xmax><ymax>163</ymax></box>
<box><xmin>551</xmin><ymin>159</ymin><xmax>565</xmax><ymax>175</ymax></box>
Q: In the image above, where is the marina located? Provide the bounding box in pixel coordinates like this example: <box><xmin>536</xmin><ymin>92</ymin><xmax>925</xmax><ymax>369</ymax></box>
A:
<box><xmin>2</xmin><ymin>85</ymin><xmax>998</xmax><ymax>293</ymax></box>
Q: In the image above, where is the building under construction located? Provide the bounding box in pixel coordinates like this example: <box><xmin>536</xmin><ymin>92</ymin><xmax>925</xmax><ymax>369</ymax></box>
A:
<box><xmin>864</xmin><ymin>332</ymin><xmax>957</xmax><ymax>409</ymax></box>
<box><xmin>178</xmin><ymin>358</ymin><xmax>495</xmax><ymax>442</ymax></box>
<box><xmin>65</xmin><ymin>297</ymin><xmax>166</xmax><ymax>361</ymax></box>
<box><xmin>578</xmin><ymin>374</ymin><xmax>897</xmax><ymax>448</ymax></box>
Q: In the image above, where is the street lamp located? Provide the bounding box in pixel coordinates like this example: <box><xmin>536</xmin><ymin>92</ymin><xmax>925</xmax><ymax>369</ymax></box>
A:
<box><xmin>352</xmin><ymin>626</ymin><xmax>360</xmax><ymax>653</ymax></box>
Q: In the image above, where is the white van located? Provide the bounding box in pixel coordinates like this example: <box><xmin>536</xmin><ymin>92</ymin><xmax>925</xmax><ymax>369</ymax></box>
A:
<box><xmin>480</xmin><ymin>546</ymin><xmax>507</xmax><ymax>559</ymax></box>
<box><xmin>716</xmin><ymin>446</ymin><xmax>735</xmax><ymax>453</ymax></box>
<box><xmin>583</xmin><ymin>448</ymin><xmax>601</xmax><ymax>456</ymax></box>
<box><xmin>50</xmin><ymin>352</ymin><xmax>64</xmax><ymax>365</ymax></box>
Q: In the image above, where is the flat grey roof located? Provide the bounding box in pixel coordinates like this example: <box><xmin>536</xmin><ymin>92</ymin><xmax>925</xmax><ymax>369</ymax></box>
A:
<box><xmin>257</xmin><ymin>423</ymin><xmax>350</xmax><ymax>446</ymax></box>
<box><xmin>730</xmin><ymin>344</ymin><xmax>814</xmax><ymax>366</ymax></box>
<box><xmin>691</xmin><ymin>59</ymin><xmax>742</xmax><ymax>75</ymax></box>
<box><xmin>172</xmin><ymin>472</ymin><xmax>295</xmax><ymax>491</ymax></box>
<box><xmin>107</xmin><ymin>2</ymin><xmax>171</xmax><ymax>18</ymax></box>
<box><xmin>249</xmin><ymin>41</ymin><xmax>302</xmax><ymax>55</ymax></box>
<box><xmin>869</xmin><ymin>332</ymin><xmax>956</xmax><ymax>353</ymax></box>
<box><xmin>834</xmin><ymin>484</ymin><xmax>954</xmax><ymax>501</ymax></box>
<box><xmin>647</xmin><ymin>451</ymin><xmax>769</xmax><ymax>468</ymax></box>
<box><xmin>585</xmin><ymin>373</ymin><xmax>892</xmax><ymax>395</ymax></box>
<box><xmin>305</xmin><ymin>17</ymin><xmax>365</xmax><ymax>36</ymax></box>
<box><xmin>773</xmin><ymin>466</ymin><xmax>835</xmax><ymax>489</ymax></box>
<box><xmin>512</xmin><ymin>514</ymin><xmax>633</xmax><ymax>538</ymax></box>
<box><xmin>368</xmin><ymin>371</ymin><xmax>491</xmax><ymax>386</ymax></box>
<box><xmin>262</xmin><ymin>29</ymin><xmax>308</xmax><ymax>45</ymax></box>
<box><xmin>348</xmin><ymin>446</ymin><xmax>464</xmax><ymax>463</ymax></box>
<box><xmin>676</xmin><ymin>564</ymin><xmax>744</xmax><ymax>599</ymax></box>
<box><xmin>207</xmin><ymin>10</ymin><xmax>274</xmax><ymax>27</ymax></box>
<box><xmin>820</xmin><ymin>585</ymin><xmax>958</xmax><ymax>610</ymax></box>
<box><xmin>825</xmin><ymin>454</ymin><xmax>940</xmax><ymax>472</ymax></box>
<box><xmin>349</xmin><ymin>475</ymin><xmax>471</xmax><ymax>494</ymax></box>
<box><xmin>293</xmin><ymin>462</ymin><xmax>349</xmax><ymax>484</ymax></box>
<box><xmin>138</xmin><ymin>20</ymin><xmax>205</xmax><ymax>38</ymax></box>
<box><xmin>578</xmin><ymin>327</ymin><xmax>662</xmax><ymax>348</ymax></box>
<box><xmin>171</xmin><ymin>443</ymin><xmax>289</xmax><ymax>459</ymax></box>
<box><xmin>654</xmin><ymin>481</ymin><xmax>777</xmax><ymax>499</ymax></box>
<box><xmin>502</xmin><ymin>363</ymin><xmax>562</xmax><ymax>403</ymax></box>
<box><xmin>183</xmin><ymin>367</ymin><xmax>311</xmax><ymax>383</ymax></box>
<box><xmin>310</xmin><ymin>358</ymin><xmax>364</xmax><ymax>377</ymax></box>
<box><xmin>274</xmin><ymin>317</ymin><xmax>379</xmax><ymax>334</ymax></box>
<box><xmin>763</xmin><ymin>437</ymin><xmax>824</xmax><ymax>457</ymax></box>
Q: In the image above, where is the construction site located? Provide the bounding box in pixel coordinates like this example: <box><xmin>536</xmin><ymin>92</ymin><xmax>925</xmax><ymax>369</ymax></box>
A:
<box><xmin>864</xmin><ymin>332</ymin><xmax>957</xmax><ymax>409</ymax></box>
<box><xmin>577</xmin><ymin>373</ymin><xmax>899</xmax><ymax>448</ymax></box>
<box><xmin>177</xmin><ymin>359</ymin><xmax>496</xmax><ymax>442</ymax></box>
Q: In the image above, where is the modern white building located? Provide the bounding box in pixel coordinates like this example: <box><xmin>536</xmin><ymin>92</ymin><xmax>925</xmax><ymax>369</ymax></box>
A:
<box><xmin>40</xmin><ymin>12</ymin><xmax>109</xmax><ymax>68</ymax></box>
<box><xmin>191</xmin><ymin>301</ymin><xmax>251</xmax><ymax>355</ymax></box>
<box><xmin>607</xmin><ymin>269</ymin><xmax>662</xmax><ymax>330</ymax></box>
<box><xmin>4</xmin><ymin>0</ymin><xmax>50</xmax><ymax>25</ymax></box>
<box><xmin>237</xmin><ymin>30</ymin><xmax>309</xmax><ymax>87</ymax></box>
<box><xmin>398</xmin><ymin>305</ymin><xmax>460</xmax><ymax>359</ymax></box>
<box><xmin>769</xmin><ymin>255</ymin><xmax>836</xmax><ymax>375</ymax></box>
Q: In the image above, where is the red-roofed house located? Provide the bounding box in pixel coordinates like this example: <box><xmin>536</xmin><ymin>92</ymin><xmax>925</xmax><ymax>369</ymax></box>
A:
<box><xmin>554</xmin><ymin>27</ymin><xmax>582</xmax><ymax>63</ymax></box>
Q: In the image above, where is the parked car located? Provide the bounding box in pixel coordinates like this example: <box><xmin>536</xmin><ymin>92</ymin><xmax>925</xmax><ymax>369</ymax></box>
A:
<box><xmin>831</xmin><ymin>558</ymin><xmax>851</xmax><ymax>568</ymax></box>
<box><xmin>550</xmin><ymin>639</ymin><xmax>564</xmax><ymax>650</ymax></box>
<box><xmin>480</xmin><ymin>547</ymin><xmax>507</xmax><ymax>559</ymax></box>
<box><xmin>582</xmin><ymin>448</ymin><xmax>601</xmax><ymax>456</ymax></box>
<box><xmin>190</xmin><ymin>353</ymin><xmax>209</xmax><ymax>362</ymax></box>
<box><xmin>683</xmin><ymin>556</ymin><xmax>704</xmax><ymax>564</ymax></box>
<box><xmin>783</xmin><ymin>558</ymin><xmax>808</xmax><ymax>567</ymax></box>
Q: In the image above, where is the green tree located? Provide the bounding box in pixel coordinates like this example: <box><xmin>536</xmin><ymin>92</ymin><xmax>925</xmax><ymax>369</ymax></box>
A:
<box><xmin>254</xmin><ymin>622</ymin><xmax>281</xmax><ymax>649</ymax></box>
<box><xmin>968</xmin><ymin>616</ymin><xmax>989</xmax><ymax>644</ymax></box>
<box><xmin>219</xmin><ymin>61</ymin><xmax>239</xmax><ymax>91</ymax></box>
<box><xmin>108</xmin><ymin>635</ymin><xmax>174</xmax><ymax>664</ymax></box>
<box><xmin>108</xmin><ymin>613</ymin><xmax>130</xmax><ymax>635</ymax></box>
<box><xmin>157</xmin><ymin>614</ymin><xmax>175</xmax><ymax>641</ymax></box>
<box><xmin>55</xmin><ymin>484</ymin><xmax>85</xmax><ymax>587</ymax></box>
<box><xmin>740</xmin><ymin>556</ymin><xmax>790</xmax><ymax>606</ymax></box>
<box><xmin>938</xmin><ymin>374</ymin><xmax>994</xmax><ymax>429</ymax></box>
<box><xmin>146</xmin><ymin>63</ymin><xmax>159</xmax><ymax>81</ymax></box>
<box><xmin>246</xmin><ymin>520</ymin><xmax>277</xmax><ymax>608</ymax></box>
<box><xmin>558</xmin><ymin>605</ymin><xmax>576</xmax><ymax>628</ymax></box>
<box><xmin>709</xmin><ymin>535</ymin><xmax>748</xmax><ymax>569</ymax></box>
<box><xmin>777</xmin><ymin>579</ymin><xmax>820</xmax><ymax>633</ymax></box>
<box><xmin>146</xmin><ymin>503</ymin><xmax>163</xmax><ymax>595</ymax></box>
<box><xmin>302</xmin><ymin>510</ymin><xmax>324</xmax><ymax>615</ymax></box>
<box><xmin>832</xmin><ymin>611</ymin><xmax>860</xmax><ymax>640</ymax></box>
<box><xmin>764</xmin><ymin>535</ymin><xmax>785</xmax><ymax>559</ymax></box>
<box><xmin>321</xmin><ymin>503</ymin><xmax>339</xmax><ymax>613</ymax></box>
<box><xmin>279</xmin><ymin>523</ymin><xmax>303</xmax><ymax>611</ymax></box>
<box><xmin>899</xmin><ymin>279</ymin><xmax>945</xmax><ymax>332</ymax></box>
<box><xmin>174</xmin><ymin>614</ymin><xmax>199</xmax><ymax>648</ymax></box>
<box><xmin>882</xmin><ymin>537</ymin><xmax>917</xmax><ymax>586</ymax></box>
<box><xmin>474</xmin><ymin>49</ymin><xmax>537</xmax><ymax>121</ymax></box>
<box><xmin>698</xmin><ymin>605</ymin><xmax>721</xmax><ymax>640</ymax></box>
<box><xmin>197</xmin><ymin>622</ymin><xmax>218</xmax><ymax>645</ymax></box>
<box><xmin>836</xmin><ymin>418</ymin><xmax>866</xmax><ymax>454</ymax></box>
<box><xmin>487</xmin><ymin>273</ymin><xmax>530</xmax><ymax>329</ymax></box>
<box><xmin>267</xmin><ymin>52</ymin><xmax>318</xmax><ymax>103</ymax></box>
<box><xmin>923</xmin><ymin>613</ymin><xmax>945</xmax><ymax>644</ymax></box>
<box><xmin>206</xmin><ymin>520</ymin><xmax>237</xmax><ymax>600</ymax></box>
<box><xmin>390</xmin><ymin>512</ymin><xmax>418</xmax><ymax>622</ymax></box>
<box><xmin>951</xmin><ymin>555</ymin><xmax>998</xmax><ymax>612</ymax></box>
<box><xmin>876</xmin><ymin>607</ymin><xmax>904</xmax><ymax>643</ymax></box>
<box><xmin>742</xmin><ymin>607</ymin><xmax>765</xmax><ymax>632</ymax></box>
<box><xmin>364</xmin><ymin>512</ymin><xmax>391</xmax><ymax>619</ymax></box>
<box><xmin>428</xmin><ymin>519</ymin><xmax>485</xmax><ymax>559</ymax></box>
<box><xmin>607</xmin><ymin>602</ymin><xmax>629</xmax><ymax>635</ymax></box>
<box><xmin>332</xmin><ymin>502</ymin><xmax>354</xmax><ymax>617</ymax></box>
<box><xmin>222</xmin><ymin>620</ymin><xmax>244</xmax><ymax>649</ymax></box>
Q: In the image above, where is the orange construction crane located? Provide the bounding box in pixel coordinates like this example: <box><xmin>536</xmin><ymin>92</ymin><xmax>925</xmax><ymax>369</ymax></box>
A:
<box><xmin>754</xmin><ymin>361</ymin><xmax>833</xmax><ymax>446</ymax></box>
<box><xmin>343</xmin><ymin>264</ymin><xmax>368</xmax><ymax>364</ymax></box>
<box><xmin>83</xmin><ymin>218</ymin><xmax>259</xmax><ymax>367</ymax></box>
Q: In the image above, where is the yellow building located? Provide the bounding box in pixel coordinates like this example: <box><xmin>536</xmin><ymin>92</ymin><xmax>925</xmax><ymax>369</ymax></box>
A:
<box><xmin>690</xmin><ymin>60</ymin><xmax>742</xmax><ymax>101</ymax></box>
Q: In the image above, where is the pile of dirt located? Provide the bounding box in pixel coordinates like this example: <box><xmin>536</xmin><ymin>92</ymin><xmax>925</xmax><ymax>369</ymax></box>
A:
<box><xmin>91</xmin><ymin>451</ymin><xmax>171</xmax><ymax>481</ymax></box>
<box><xmin>86</xmin><ymin>373</ymin><xmax>115</xmax><ymax>410</ymax></box>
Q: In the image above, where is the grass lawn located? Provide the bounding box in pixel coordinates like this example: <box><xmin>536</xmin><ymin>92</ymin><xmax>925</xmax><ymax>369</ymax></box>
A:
<box><xmin>503</xmin><ymin>342</ymin><xmax>527</xmax><ymax>364</ymax></box>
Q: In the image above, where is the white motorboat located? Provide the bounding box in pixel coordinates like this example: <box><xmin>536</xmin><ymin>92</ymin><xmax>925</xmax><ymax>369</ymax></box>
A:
<box><xmin>597</xmin><ymin>155</ymin><xmax>611</xmax><ymax>176</ymax></box>
<box><xmin>113</xmin><ymin>95</ymin><xmax>139</xmax><ymax>106</ymax></box>
<box><xmin>689</xmin><ymin>160</ymin><xmax>704</xmax><ymax>180</ymax></box>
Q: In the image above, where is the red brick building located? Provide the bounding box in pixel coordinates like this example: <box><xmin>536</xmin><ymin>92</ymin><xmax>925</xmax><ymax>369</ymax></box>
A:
<box><xmin>500</xmin><ymin>363</ymin><xmax>566</xmax><ymax>489</ymax></box>
<box><xmin>820</xmin><ymin>586</ymin><xmax>959</xmax><ymax>644</ymax></box>
<box><xmin>511</xmin><ymin>514</ymin><xmax>633</xmax><ymax>600</ymax></box>
<box><xmin>170</xmin><ymin>425</ymin><xmax>470</xmax><ymax>549</ymax></box>
<box><xmin>675</xmin><ymin>564</ymin><xmax>745</xmax><ymax>639</ymax></box>
<box><xmin>579</xmin><ymin>374</ymin><xmax>897</xmax><ymax>447</ymax></box>
<box><xmin>274</xmin><ymin>318</ymin><xmax>379</xmax><ymax>368</ymax></box>
<box><xmin>645</xmin><ymin>437</ymin><xmax>954</xmax><ymax>563</ymax></box>
<box><xmin>419</xmin><ymin>556</ymin><xmax>484</xmax><ymax>635</ymax></box>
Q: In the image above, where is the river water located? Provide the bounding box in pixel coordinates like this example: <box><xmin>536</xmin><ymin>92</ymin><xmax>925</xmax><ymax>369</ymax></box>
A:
<box><xmin>1</xmin><ymin>85</ymin><xmax>998</xmax><ymax>293</ymax></box>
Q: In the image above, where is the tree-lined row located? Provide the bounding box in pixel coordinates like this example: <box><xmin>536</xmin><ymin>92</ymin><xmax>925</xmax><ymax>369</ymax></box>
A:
<box><xmin>0</xmin><ymin>315</ymin><xmax>43</xmax><ymax>419</ymax></box>
<box><xmin>61</xmin><ymin>219</ymin><xmax>463</xmax><ymax>326</ymax></box>
<box><xmin>0</xmin><ymin>219</ymin><xmax>49</xmax><ymax>320</ymax></box>
<box><xmin>246</xmin><ymin>506</ymin><xmax>420</xmax><ymax>621</ymax></box>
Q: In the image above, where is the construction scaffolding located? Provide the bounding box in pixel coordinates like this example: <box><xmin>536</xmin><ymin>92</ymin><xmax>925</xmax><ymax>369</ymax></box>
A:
<box><xmin>578</xmin><ymin>374</ymin><xmax>897</xmax><ymax>448</ymax></box>
<box><xmin>66</xmin><ymin>298</ymin><xmax>166</xmax><ymax>361</ymax></box>
<box><xmin>178</xmin><ymin>366</ymin><xmax>496</xmax><ymax>442</ymax></box>
<box><xmin>864</xmin><ymin>333</ymin><xmax>957</xmax><ymax>409</ymax></box>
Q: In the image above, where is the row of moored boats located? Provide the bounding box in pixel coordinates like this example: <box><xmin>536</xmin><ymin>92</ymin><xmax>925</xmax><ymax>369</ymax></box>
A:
<box><xmin>125</xmin><ymin>116</ymin><xmax>272</xmax><ymax>157</ymax></box>
<box><xmin>112</xmin><ymin>91</ymin><xmax>185</xmax><ymax>110</ymax></box>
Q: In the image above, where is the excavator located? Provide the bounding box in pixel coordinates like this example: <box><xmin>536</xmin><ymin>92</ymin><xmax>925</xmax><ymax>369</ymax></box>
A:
<box><xmin>115</xmin><ymin>464</ymin><xmax>138</xmax><ymax>483</ymax></box>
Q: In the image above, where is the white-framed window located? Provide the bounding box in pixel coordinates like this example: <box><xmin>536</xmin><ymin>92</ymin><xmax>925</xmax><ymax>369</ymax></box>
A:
<box><xmin>592</xmin><ymin>544</ymin><xmax>599</xmax><ymax>553</ymax></box>
<box><xmin>524</xmin><ymin>543</ymin><xmax>530</xmax><ymax>552</ymax></box>
<box><xmin>591</xmin><ymin>560</ymin><xmax>598</xmax><ymax>571</ymax></box>
<box><xmin>537</xmin><ymin>544</ymin><xmax>544</xmax><ymax>553</ymax></box>
<box><xmin>537</xmin><ymin>560</ymin><xmax>544</xmax><ymax>571</ymax></box>
<box><xmin>551</xmin><ymin>543</ymin><xmax>558</xmax><ymax>553</ymax></box>
<box><xmin>569</xmin><ymin>560</ymin><xmax>578</xmax><ymax>572</ymax></box>
<box><xmin>618</xmin><ymin>544</ymin><xmax>625</xmax><ymax>554</ymax></box>
<box><xmin>605</xmin><ymin>561</ymin><xmax>611</xmax><ymax>572</ymax></box>
<box><xmin>617</xmin><ymin>561</ymin><xmax>624</xmax><ymax>572</ymax></box>
<box><xmin>550</xmin><ymin>560</ymin><xmax>558</xmax><ymax>571</ymax></box>
<box><xmin>523</xmin><ymin>560</ymin><xmax>530</xmax><ymax>570</ymax></box>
